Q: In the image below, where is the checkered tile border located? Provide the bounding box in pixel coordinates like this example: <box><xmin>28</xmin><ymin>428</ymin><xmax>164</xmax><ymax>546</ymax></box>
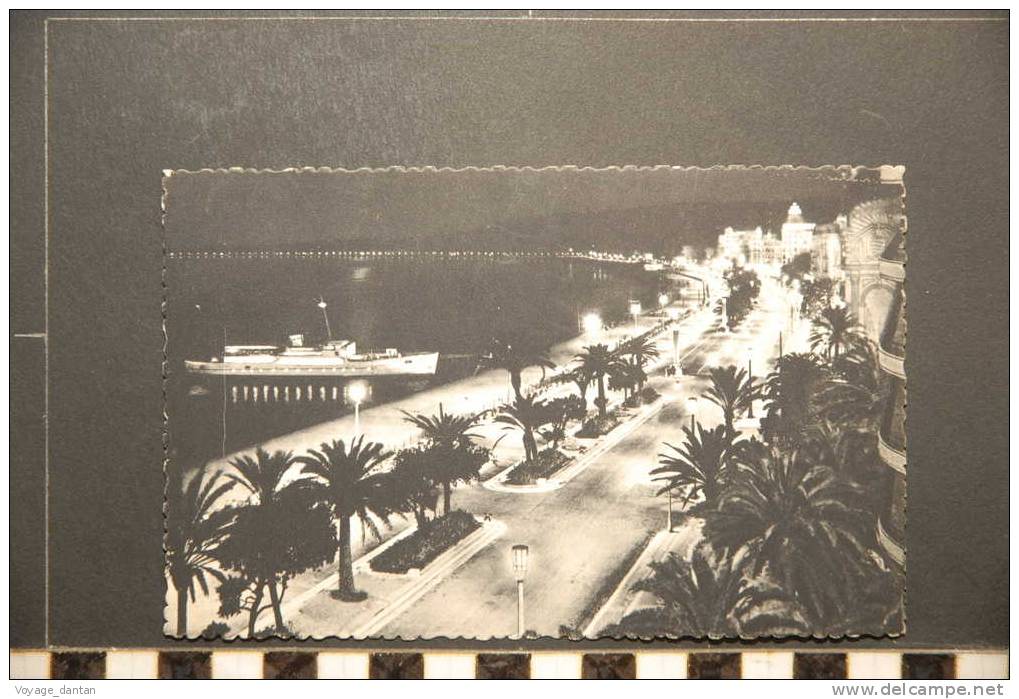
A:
<box><xmin>9</xmin><ymin>650</ymin><xmax>1008</xmax><ymax>679</ymax></box>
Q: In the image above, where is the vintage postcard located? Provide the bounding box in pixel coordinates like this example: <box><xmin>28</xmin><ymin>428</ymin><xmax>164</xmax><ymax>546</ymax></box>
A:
<box><xmin>163</xmin><ymin>165</ymin><xmax>906</xmax><ymax>640</ymax></box>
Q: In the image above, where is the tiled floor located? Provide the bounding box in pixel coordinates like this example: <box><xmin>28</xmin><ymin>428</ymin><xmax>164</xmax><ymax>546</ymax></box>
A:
<box><xmin>9</xmin><ymin>650</ymin><xmax>1009</xmax><ymax>680</ymax></box>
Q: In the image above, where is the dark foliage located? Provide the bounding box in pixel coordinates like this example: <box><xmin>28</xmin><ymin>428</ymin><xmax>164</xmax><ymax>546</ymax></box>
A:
<box><xmin>369</xmin><ymin>510</ymin><xmax>480</xmax><ymax>574</ymax></box>
<box><xmin>505</xmin><ymin>447</ymin><xmax>573</xmax><ymax>485</ymax></box>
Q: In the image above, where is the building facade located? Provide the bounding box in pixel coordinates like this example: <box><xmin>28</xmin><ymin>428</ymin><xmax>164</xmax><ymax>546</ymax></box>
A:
<box><xmin>876</xmin><ymin>227</ymin><xmax>906</xmax><ymax>572</ymax></box>
<box><xmin>780</xmin><ymin>202</ymin><xmax>816</xmax><ymax>261</ymax></box>
<box><xmin>841</xmin><ymin>197</ymin><xmax>902</xmax><ymax>339</ymax></box>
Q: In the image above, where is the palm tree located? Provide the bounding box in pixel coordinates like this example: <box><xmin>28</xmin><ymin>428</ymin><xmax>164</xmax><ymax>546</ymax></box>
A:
<box><xmin>816</xmin><ymin>339</ymin><xmax>886</xmax><ymax>430</ymax></box>
<box><xmin>215</xmin><ymin>479</ymin><xmax>336</xmax><ymax>637</ymax></box>
<box><xmin>480</xmin><ymin>338</ymin><xmax>556</xmax><ymax>401</ymax></box>
<box><xmin>401</xmin><ymin>404</ymin><xmax>486</xmax><ymax>514</ymax></box>
<box><xmin>494</xmin><ymin>396</ymin><xmax>546</xmax><ymax>464</ymax></box>
<box><xmin>226</xmin><ymin>447</ymin><xmax>297</xmax><ymax>503</ymax></box>
<box><xmin>537</xmin><ymin>395</ymin><xmax>581</xmax><ymax>450</ymax></box>
<box><xmin>703</xmin><ymin>365</ymin><xmax>758</xmax><ymax>436</ymax></box>
<box><xmin>298</xmin><ymin>437</ymin><xmax>391</xmax><ymax>602</ymax></box>
<box><xmin>166</xmin><ymin>465</ymin><xmax>234</xmax><ymax>637</ymax></box>
<box><xmin>401</xmin><ymin>403</ymin><xmax>482</xmax><ymax>448</ymax></box>
<box><xmin>809</xmin><ymin>305</ymin><xmax>861</xmax><ymax>362</ymax></box>
<box><xmin>219</xmin><ymin>448</ymin><xmax>299</xmax><ymax>631</ymax></box>
<box><xmin>569</xmin><ymin>366</ymin><xmax>594</xmax><ymax>414</ymax></box>
<box><xmin>574</xmin><ymin>344</ymin><xmax>625</xmax><ymax>417</ymax></box>
<box><xmin>386</xmin><ymin>446</ymin><xmax>442</xmax><ymax>528</ymax></box>
<box><xmin>608</xmin><ymin>360</ymin><xmax>640</xmax><ymax>402</ymax></box>
<box><xmin>761</xmin><ymin>352</ymin><xmax>826</xmax><ymax>446</ymax></box>
<box><xmin>651</xmin><ymin>424</ymin><xmax>736</xmax><ymax>512</ymax></box>
<box><xmin>703</xmin><ymin>446</ymin><xmax>879</xmax><ymax>630</ymax></box>
<box><xmin>619</xmin><ymin>335</ymin><xmax>660</xmax><ymax>391</ymax></box>
<box><xmin>608</xmin><ymin>544</ymin><xmax>809</xmax><ymax>638</ymax></box>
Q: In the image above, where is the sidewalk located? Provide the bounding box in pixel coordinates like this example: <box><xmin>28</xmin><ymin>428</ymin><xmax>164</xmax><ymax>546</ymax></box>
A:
<box><xmin>281</xmin><ymin>517</ymin><xmax>507</xmax><ymax>639</ymax></box>
<box><xmin>582</xmin><ymin>517</ymin><xmax>704</xmax><ymax>637</ymax></box>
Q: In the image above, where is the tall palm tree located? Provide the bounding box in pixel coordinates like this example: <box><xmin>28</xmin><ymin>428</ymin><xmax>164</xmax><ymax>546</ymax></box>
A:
<box><xmin>652</xmin><ymin>424</ymin><xmax>736</xmax><ymax>512</ymax></box>
<box><xmin>166</xmin><ymin>465</ymin><xmax>234</xmax><ymax>637</ymax></box>
<box><xmin>609</xmin><ymin>544</ymin><xmax>810</xmax><ymax>639</ymax></box>
<box><xmin>480</xmin><ymin>338</ymin><xmax>556</xmax><ymax>401</ymax></box>
<box><xmin>619</xmin><ymin>335</ymin><xmax>660</xmax><ymax>390</ymax></box>
<box><xmin>215</xmin><ymin>479</ymin><xmax>336</xmax><ymax>637</ymax></box>
<box><xmin>816</xmin><ymin>339</ymin><xmax>886</xmax><ymax>430</ymax></box>
<box><xmin>221</xmin><ymin>448</ymin><xmax>298</xmax><ymax>630</ymax></box>
<box><xmin>493</xmin><ymin>395</ymin><xmax>546</xmax><ymax>464</ymax></box>
<box><xmin>298</xmin><ymin>437</ymin><xmax>391</xmax><ymax>602</ymax></box>
<box><xmin>608</xmin><ymin>360</ymin><xmax>640</xmax><ymax>402</ymax></box>
<box><xmin>401</xmin><ymin>403</ymin><xmax>482</xmax><ymax>448</ymax></box>
<box><xmin>569</xmin><ymin>366</ymin><xmax>594</xmax><ymax>414</ymax></box>
<box><xmin>226</xmin><ymin>447</ymin><xmax>297</xmax><ymax>503</ymax></box>
<box><xmin>574</xmin><ymin>344</ymin><xmax>625</xmax><ymax>417</ymax></box>
<box><xmin>703</xmin><ymin>446</ymin><xmax>878</xmax><ymax>630</ymax></box>
<box><xmin>809</xmin><ymin>305</ymin><xmax>861</xmax><ymax>362</ymax></box>
<box><xmin>703</xmin><ymin>365</ymin><xmax>758</xmax><ymax>436</ymax></box>
<box><xmin>401</xmin><ymin>404</ymin><xmax>486</xmax><ymax>514</ymax></box>
<box><xmin>762</xmin><ymin>352</ymin><xmax>826</xmax><ymax>446</ymax></box>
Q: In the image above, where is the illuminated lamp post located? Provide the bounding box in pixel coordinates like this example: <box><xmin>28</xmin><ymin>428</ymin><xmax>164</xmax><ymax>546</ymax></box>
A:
<box><xmin>347</xmin><ymin>380</ymin><xmax>368</xmax><ymax>433</ymax></box>
<box><xmin>686</xmin><ymin>395</ymin><xmax>699</xmax><ymax>432</ymax></box>
<box><xmin>511</xmin><ymin>544</ymin><xmax>529</xmax><ymax>638</ymax></box>
<box><xmin>316</xmin><ymin>297</ymin><xmax>332</xmax><ymax>341</ymax></box>
<box><xmin>746</xmin><ymin>348</ymin><xmax>754</xmax><ymax>419</ymax></box>
<box><xmin>629</xmin><ymin>300</ymin><xmax>642</xmax><ymax>330</ymax></box>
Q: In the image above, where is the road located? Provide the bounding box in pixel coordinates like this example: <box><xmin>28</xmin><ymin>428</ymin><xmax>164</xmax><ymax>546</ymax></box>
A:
<box><xmin>379</xmin><ymin>283</ymin><xmax>796</xmax><ymax>639</ymax></box>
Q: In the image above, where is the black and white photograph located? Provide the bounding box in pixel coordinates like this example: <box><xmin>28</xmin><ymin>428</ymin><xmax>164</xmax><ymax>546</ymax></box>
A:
<box><xmin>162</xmin><ymin>165</ymin><xmax>907</xmax><ymax>641</ymax></box>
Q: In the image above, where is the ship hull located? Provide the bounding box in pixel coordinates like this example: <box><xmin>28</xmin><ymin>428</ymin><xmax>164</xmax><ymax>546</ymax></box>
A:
<box><xmin>184</xmin><ymin>351</ymin><xmax>440</xmax><ymax>378</ymax></box>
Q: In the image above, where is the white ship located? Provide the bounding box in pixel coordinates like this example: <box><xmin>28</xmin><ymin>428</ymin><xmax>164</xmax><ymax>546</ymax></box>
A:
<box><xmin>185</xmin><ymin>334</ymin><xmax>439</xmax><ymax>378</ymax></box>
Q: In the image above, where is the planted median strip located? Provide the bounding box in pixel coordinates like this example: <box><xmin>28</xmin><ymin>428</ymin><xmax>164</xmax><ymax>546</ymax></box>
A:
<box><xmin>369</xmin><ymin>510</ymin><xmax>481</xmax><ymax>575</ymax></box>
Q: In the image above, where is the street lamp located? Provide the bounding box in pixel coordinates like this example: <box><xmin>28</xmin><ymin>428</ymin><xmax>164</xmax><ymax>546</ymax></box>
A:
<box><xmin>658</xmin><ymin>293</ymin><xmax>670</xmax><ymax>307</ymax></box>
<box><xmin>582</xmin><ymin>312</ymin><xmax>603</xmax><ymax>336</ymax></box>
<box><xmin>316</xmin><ymin>297</ymin><xmax>333</xmax><ymax>341</ymax></box>
<box><xmin>511</xmin><ymin>544</ymin><xmax>529</xmax><ymax>638</ymax></box>
<box><xmin>347</xmin><ymin>380</ymin><xmax>368</xmax><ymax>432</ymax></box>
<box><xmin>686</xmin><ymin>395</ymin><xmax>699</xmax><ymax>432</ymax></box>
<box><xmin>746</xmin><ymin>348</ymin><xmax>754</xmax><ymax>418</ymax></box>
<box><xmin>629</xmin><ymin>300</ymin><xmax>642</xmax><ymax>330</ymax></box>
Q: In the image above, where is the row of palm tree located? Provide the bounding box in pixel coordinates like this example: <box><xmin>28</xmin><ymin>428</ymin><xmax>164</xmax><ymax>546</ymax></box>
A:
<box><xmin>569</xmin><ymin>335</ymin><xmax>661</xmax><ymax>418</ymax></box>
<box><xmin>617</xmin><ymin>304</ymin><xmax>899</xmax><ymax>638</ymax></box>
<box><xmin>166</xmin><ymin>401</ymin><xmax>490</xmax><ymax>637</ymax></box>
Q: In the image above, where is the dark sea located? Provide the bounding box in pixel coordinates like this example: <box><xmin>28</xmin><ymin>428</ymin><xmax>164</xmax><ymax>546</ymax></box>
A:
<box><xmin>166</xmin><ymin>257</ymin><xmax>681</xmax><ymax>467</ymax></box>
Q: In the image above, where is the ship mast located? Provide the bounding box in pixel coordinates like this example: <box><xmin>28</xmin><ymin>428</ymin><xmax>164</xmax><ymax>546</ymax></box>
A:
<box><xmin>316</xmin><ymin>297</ymin><xmax>333</xmax><ymax>341</ymax></box>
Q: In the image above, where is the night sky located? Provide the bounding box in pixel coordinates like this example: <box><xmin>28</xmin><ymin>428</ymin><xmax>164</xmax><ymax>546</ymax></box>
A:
<box><xmin>164</xmin><ymin>166</ymin><xmax>900</xmax><ymax>254</ymax></box>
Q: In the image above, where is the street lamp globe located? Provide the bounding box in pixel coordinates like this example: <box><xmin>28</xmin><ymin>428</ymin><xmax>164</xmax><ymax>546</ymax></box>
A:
<box><xmin>658</xmin><ymin>293</ymin><xmax>670</xmax><ymax>307</ymax></box>
<box><xmin>317</xmin><ymin>300</ymin><xmax>328</xmax><ymax>310</ymax></box>
<box><xmin>685</xmin><ymin>396</ymin><xmax>699</xmax><ymax>418</ymax></box>
<box><xmin>511</xmin><ymin>544</ymin><xmax>529</xmax><ymax>581</ymax></box>
<box><xmin>582</xmin><ymin>312</ymin><xmax>603</xmax><ymax>335</ymax></box>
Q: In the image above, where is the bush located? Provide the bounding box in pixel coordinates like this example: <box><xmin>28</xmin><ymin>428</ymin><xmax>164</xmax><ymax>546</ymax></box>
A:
<box><xmin>640</xmin><ymin>386</ymin><xmax>660</xmax><ymax>404</ymax></box>
<box><xmin>576</xmin><ymin>412</ymin><xmax>622</xmax><ymax>438</ymax></box>
<box><xmin>504</xmin><ymin>448</ymin><xmax>573</xmax><ymax>485</ymax></box>
<box><xmin>369</xmin><ymin>510</ymin><xmax>480</xmax><ymax>574</ymax></box>
<box><xmin>200</xmin><ymin>621</ymin><xmax>230</xmax><ymax>640</ymax></box>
